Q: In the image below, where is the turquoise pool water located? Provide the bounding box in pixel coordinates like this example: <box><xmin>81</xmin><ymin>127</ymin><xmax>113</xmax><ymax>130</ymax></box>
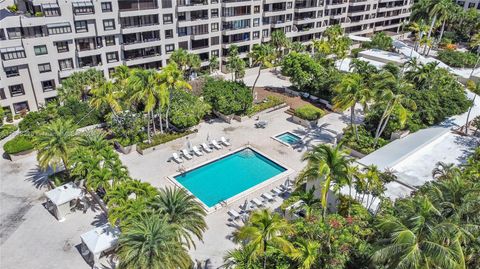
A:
<box><xmin>276</xmin><ymin>132</ymin><xmax>301</xmax><ymax>145</ymax></box>
<box><xmin>174</xmin><ymin>148</ymin><xmax>286</xmax><ymax>207</ymax></box>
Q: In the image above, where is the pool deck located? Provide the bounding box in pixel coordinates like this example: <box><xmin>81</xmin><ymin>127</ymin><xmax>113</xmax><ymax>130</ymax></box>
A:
<box><xmin>119</xmin><ymin>107</ymin><xmax>350</xmax><ymax>266</ymax></box>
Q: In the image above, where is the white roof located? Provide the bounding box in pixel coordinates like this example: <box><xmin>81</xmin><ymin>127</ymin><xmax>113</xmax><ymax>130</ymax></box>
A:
<box><xmin>335</xmin><ymin>57</ymin><xmax>386</xmax><ymax>72</ymax></box>
<box><xmin>358</xmin><ymin>49</ymin><xmax>408</xmax><ymax>65</ymax></box>
<box><xmin>44</xmin><ymin>182</ymin><xmax>83</xmax><ymax>205</ymax></box>
<box><xmin>80</xmin><ymin>224</ymin><xmax>120</xmax><ymax>255</ymax></box>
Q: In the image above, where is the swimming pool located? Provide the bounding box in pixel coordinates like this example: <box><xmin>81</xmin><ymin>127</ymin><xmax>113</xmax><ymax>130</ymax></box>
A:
<box><xmin>274</xmin><ymin>132</ymin><xmax>301</xmax><ymax>146</ymax></box>
<box><xmin>172</xmin><ymin>147</ymin><xmax>287</xmax><ymax>208</ymax></box>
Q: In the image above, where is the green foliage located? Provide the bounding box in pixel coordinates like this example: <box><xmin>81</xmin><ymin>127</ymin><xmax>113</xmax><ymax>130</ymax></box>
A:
<box><xmin>108</xmin><ymin>111</ymin><xmax>146</xmax><ymax>146</ymax></box>
<box><xmin>202</xmin><ymin>78</ymin><xmax>253</xmax><ymax>115</ymax></box>
<box><xmin>3</xmin><ymin>135</ymin><xmax>34</xmax><ymax>154</ymax></box>
<box><xmin>362</xmin><ymin>32</ymin><xmax>393</xmax><ymax>51</ymax></box>
<box><xmin>340</xmin><ymin>126</ymin><xmax>387</xmax><ymax>154</ymax></box>
<box><xmin>34</xmin><ymin>11</ymin><xmax>43</xmax><ymax>17</ymax></box>
<box><xmin>0</xmin><ymin>125</ymin><xmax>17</xmax><ymax>140</ymax></box>
<box><xmin>138</xmin><ymin>131</ymin><xmax>194</xmax><ymax>150</ymax></box>
<box><xmin>350</xmin><ymin>48</ymin><xmax>363</xmax><ymax>58</ymax></box>
<box><xmin>437</xmin><ymin>49</ymin><xmax>479</xmax><ymax>68</ymax></box>
<box><xmin>169</xmin><ymin>89</ymin><xmax>211</xmax><ymax>129</ymax></box>
<box><xmin>247</xmin><ymin>96</ymin><xmax>285</xmax><ymax>116</ymax></box>
<box><xmin>294</xmin><ymin>104</ymin><xmax>325</xmax><ymax>121</ymax></box>
<box><xmin>6</xmin><ymin>4</ymin><xmax>18</xmax><ymax>12</ymax></box>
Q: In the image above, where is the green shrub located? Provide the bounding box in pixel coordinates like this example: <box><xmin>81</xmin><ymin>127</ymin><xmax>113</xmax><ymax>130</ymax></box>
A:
<box><xmin>437</xmin><ymin>50</ymin><xmax>479</xmax><ymax>68</ymax></box>
<box><xmin>7</xmin><ymin>4</ymin><xmax>18</xmax><ymax>13</ymax></box>
<box><xmin>3</xmin><ymin>135</ymin><xmax>34</xmax><ymax>154</ymax></box>
<box><xmin>169</xmin><ymin>89</ymin><xmax>211</xmax><ymax>129</ymax></box>
<box><xmin>34</xmin><ymin>11</ymin><xmax>43</xmax><ymax>17</ymax></box>
<box><xmin>108</xmin><ymin>111</ymin><xmax>146</xmax><ymax>146</ymax></box>
<box><xmin>202</xmin><ymin>78</ymin><xmax>253</xmax><ymax>115</ymax></box>
<box><xmin>294</xmin><ymin>104</ymin><xmax>325</xmax><ymax>121</ymax></box>
<box><xmin>247</xmin><ymin>96</ymin><xmax>285</xmax><ymax>116</ymax></box>
<box><xmin>340</xmin><ymin>126</ymin><xmax>387</xmax><ymax>155</ymax></box>
<box><xmin>0</xmin><ymin>125</ymin><xmax>18</xmax><ymax>140</ymax></box>
<box><xmin>350</xmin><ymin>48</ymin><xmax>363</xmax><ymax>58</ymax></box>
<box><xmin>57</xmin><ymin>99</ymin><xmax>103</xmax><ymax>127</ymax></box>
<box><xmin>138</xmin><ymin>131</ymin><xmax>195</xmax><ymax>150</ymax></box>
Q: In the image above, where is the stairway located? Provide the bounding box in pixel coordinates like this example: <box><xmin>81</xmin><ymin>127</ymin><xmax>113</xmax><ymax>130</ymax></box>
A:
<box><xmin>285</xmin><ymin>108</ymin><xmax>295</xmax><ymax>116</ymax></box>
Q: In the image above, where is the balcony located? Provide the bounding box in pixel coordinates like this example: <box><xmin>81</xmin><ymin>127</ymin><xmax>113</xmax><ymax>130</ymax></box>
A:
<box><xmin>119</xmin><ymin>0</ymin><xmax>158</xmax><ymax>11</ymax></box>
<box><xmin>178</xmin><ymin>0</ymin><xmax>208</xmax><ymax>6</ymax></box>
<box><xmin>78</xmin><ymin>55</ymin><xmax>102</xmax><ymax>68</ymax></box>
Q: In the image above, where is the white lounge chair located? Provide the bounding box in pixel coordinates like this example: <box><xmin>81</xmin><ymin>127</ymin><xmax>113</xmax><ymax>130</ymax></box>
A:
<box><xmin>251</xmin><ymin>198</ymin><xmax>264</xmax><ymax>208</ymax></box>
<box><xmin>228</xmin><ymin>209</ymin><xmax>241</xmax><ymax>220</ymax></box>
<box><xmin>261</xmin><ymin>193</ymin><xmax>275</xmax><ymax>202</ymax></box>
<box><xmin>271</xmin><ymin>187</ymin><xmax>284</xmax><ymax>196</ymax></box>
<box><xmin>172</xmin><ymin>153</ymin><xmax>183</xmax><ymax>163</ymax></box>
<box><xmin>220</xmin><ymin>137</ymin><xmax>231</xmax><ymax>146</ymax></box>
<box><xmin>192</xmin><ymin>146</ymin><xmax>203</xmax><ymax>156</ymax></box>
<box><xmin>201</xmin><ymin>143</ymin><xmax>212</xmax><ymax>153</ymax></box>
<box><xmin>211</xmin><ymin>139</ymin><xmax>222</xmax><ymax>150</ymax></box>
<box><xmin>181</xmin><ymin>149</ymin><xmax>193</xmax><ymax>160</ymax></box>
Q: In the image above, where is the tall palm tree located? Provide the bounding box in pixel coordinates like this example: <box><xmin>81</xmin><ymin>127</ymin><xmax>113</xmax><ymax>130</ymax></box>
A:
<box><xmin>89</xmin><ymin>81</ymin><xmax>123</xmax><ymax>116</ymax></box>
<box><xmin>112</xmin><ymin>65</ymin><xmax>131</xmax><ymax>88</ymax></box>
<box><xmin>408</xmin><ymin>21</ymin><xmax>429</xmax><ymax>52</ymax></box>
<box><xmin>117</xmin><ymin>214</ymin><xmax>192</xmax><ymax>269</ymax></box>
<box><xmin>223</xmin><ymin>244</ymin><xmax>260</xmax><ymax>269</ymax></box>
<box><xmin>79</xmin><ymin>129</ymin><xmax>110</xmax><ymax>154</ymax></box>
<box><xmin>297</xmin><ymin>144</ymin><xmax>351</xmax><ymax>219</ymax></box>
<box><xmin>249</xmin><ymin>44</ymin><xmax>275</xmax><ymax>94</ymax></box>
<box><xmin>154</xmin><ymin>187</ymin><xmax>207</xmax><ymax>249</ymax></box>
<box><xmin>333</xmin><ymin>73</ymin><xmax>373</xmax><ymax>140</ymax></box>
<box><xmin>128</xmin><ymin>68</ymin><xmax>159</xmax><ymax>142</ymax></box>
<box><xmin>463</xmin><ymin>81</ymin><xmax>480</xmax><ymax>133</ymax></box>
<box><xmin>435</xmin><ymin>0</ymin><xmax>456</xmax><ymax>47</ymax></box>
<box><xmin>209</xmin><ymin>55</ymin><xmax>220</xmax><ymax>74</ymax></box>
<box><xmin>270</xmin><ymin>30</ymin><xmax>290</xmax><ymax>63</ymax></box>
<box><xmin>233</xmin><ymin>209</ymin><xmax>293</xmax><ymax>269</ymax></box>
<box><xmin>424</xmin><ymin>0</ymin><xmax>451</xmax><ymax>55</ymax></box>
<box><xmin>157</xmin><ymin>62</ymin><xmax>192</xmax><ymax>131</ymax></box>
<box><xmin>288</xmin><ymin>188</ymin><xmax>321</xmax><ymax>220</ymax></box>
<box><xmin>34</xmin><ymin>119</ymin><xmax>79</xmax><ymax>174</ymax></box>
<box><xmin>290</xmin><ymin>239</ymin><xmax>320</xmax><ymax>269</ymax></box>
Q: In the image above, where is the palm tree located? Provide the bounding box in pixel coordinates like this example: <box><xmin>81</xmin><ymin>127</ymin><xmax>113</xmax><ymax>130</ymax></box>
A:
<box><xmin>435</xmin><ymin>0</ymin><xmax>456</xmax><ymax>47</ymax></box>
<box><xmin>117</xmin><ymin>214</ymin><xmax>192</xmax><ymax>269</ymax></box>
<box><xmin>169</xmin><ymin>48</ymin><xmax>190</xmax><ymax>72</ymax></box>
<box><xmin>297</xmin><ymin>144</ymin><xmax>351</xmax><ymax>219</ymax></box>
<box><xmin>408</xmin><ymin>21</ymin><xmax>429</xmax><ymax>52</ymax></box>
<box><xmin>58</xmin><ymin>69</ymin><xmax>105</xmax><ymax>102</ymax></box>
<box><xmin>128</xmin><ymin>68</ymin><xmax>159</xmax><ymax>142</ymax></box>
<box><xmin>233</xmin><ymin>209</ymin><xmax>293</xmax><ymax>269</ymax></box>
<box><xmin>105</xmin><ymin>179</ymin><xmax>158</xmax><ymax>208</ymax></box>
<box><xmin>424</xmin><ymin>0</ymin><xmax>451</xmax><ymax>55</ymax></box>
<box><xmin>270</xmin><ymin>30</ymin><xmax>290</xmax><ymax>63</ymax></box>
<box><xmin>288</xmin><ymin>188</ymin><xmax>321</xmax><ymax>220</ymax></box>
<box><xmin>89</xmin><ymin>81</ymin><xmax>123</xmax><ymax>116</ymax></box>
<box><xmin>289</xmin><ymin>239</ymin><xmax>320</xmax><ymax>269</ymax></box>
<box><xmin>333</xmin><ymin>73</ymin><xmax>373</xmax><ymax>140</ymax></box>
<box><xmin>154</xmin><ymin>187</ymin><xmax>207</xmax><ymax>249</ymax></box>
<box><xmin>34</xmin><ymin>119</ymin><xmax>79</xmax><ymax>174</ymax></box>
<box><xmin>249</xmin><ymin>44</ymin><xmax>275</xmax><ymax>94</ymax></box>
<box><xmin>223</xmin><ymin>244</ymin><xmax>260</xmax><ymax>269</ymax></box>
<box><xmin>157</xmin><ymin>62</ymin><xmax>192</xmax><ymax>131</ymax></box>
<box><xmin>112</xmin><ymin>65</ymin><xmax>131</xmax><ymax>88</ymax></box>
<box><xmin>79</xmin><ymin>129</ymin><xmax>110</xmax><ymax>154</ymax></box>
<box><xmin>209</xmin><ymin>55</ymin><xmax>220</xmax><ymax>74</ymax></box>
<box><xmin>463</xmin><ymin>81</ymin><xmax>480</xmax><ymax>133</ymax></box>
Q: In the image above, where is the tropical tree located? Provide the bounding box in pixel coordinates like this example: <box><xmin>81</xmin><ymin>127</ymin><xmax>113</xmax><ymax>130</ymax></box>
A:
<box><xmin>463</xmin><ymin>80</ymin><xmax>480</xmax><ymax>133</ymax></box>
<box><xmin>289</xmin><ymin>239</ymin><xmax>320</xmax><ymax>269</ymax></box>
<box><xmin>112</xmin><ymin>65</ymin><xmax>131</xmax><ymax>90</ymax></box>
<box><xmin>154</xmin><ymin>187</ymin><xmax>207</xmax><ymax>248</ymax></box>
<box><xmin>287</xmin><ymin>188</ymin><xmax>321</xmax><ymax>220</ymax></box>
<box><xmin>223</xmin><ymin>244</ymin><xmax>260</xmax><ymax>269</ymax></box>
<box><xmin>57</xmin><ymin>69</ymin><xmax>105</xmax><ymax>102</ymax></box>
<box><xmin>233</xmin><ymin>209</ymin><xmax>294</xmax><ymax>269</ymax></box>
<box><xmin>209</xmin><ymin>55</ymin><xmax>220</xmax><ymax>74</ymax></box>
<box><xmin>89</xmin><ymin>81</ymin><xmax>123</xmax><ymax>116</ymax></box>
<box><xmin>270</xmin><ymin>30</ymin><xmax>290</xmax><ymax>63</ymax></box>
<box><xmin>249</xmin><ymin>44</ymin><xmax>275</xmax><ymax>94</ymax></box>
<box><xmin>424</xmin><ymin>0</ymin><xmax>452</xmax><ymax>55</ymax></box>
<box><xmin>226</xmin><ymin>45</ymin><xmax>246</xmax><ymax>81</ymax></box>
<box><xmin>290</xmin><ymin>41</ymin><xmax>306</xmax><ymax>53</ymax></box>
<box><xmin>297</xmin><ymin>144</ymin><xmax>351</xmax><ymax>219</ymax></box>
<box><xmin>117</xmin><ymin>214</ymin><xmax>192</xmax><ymax>269</ymax></box>
<box><xmin>333</xmin><ymin>73</ymin><xmax>373</xmax><ymax>140</ymax></box>
<box><xmin>408</xmin><ymin>20</ymin><xmax>429</xmax><ymax>52</ymax></box>
<box><xmin>34</xmin><ymin>119</ymin><xmax>79</xmax><ymax>174</ymax></box>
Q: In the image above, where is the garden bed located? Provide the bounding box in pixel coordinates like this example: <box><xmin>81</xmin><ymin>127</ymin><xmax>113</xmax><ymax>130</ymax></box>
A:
<box><xmin>290</xmin><ymin>104</ymin><xmax>325</xmax><ymax>127</ymax></box>
<box><xmin>3</xmin><ymin>134</ymin><xmax>35</xmax><ymax>161</ymax></box>
<box><xmin>0</xmin><ymin>125</ymin><xmax>18</xmax><ymax>140</ymax></box>
<box><xmin>114</xmin><ymin>141</ymin><xmax>137</xmax><ymax>155</ymax></box>
<box><xmin>137</xmin><ymin>131</ymin><xmax>196</xmax><ymax>155</ymax></box>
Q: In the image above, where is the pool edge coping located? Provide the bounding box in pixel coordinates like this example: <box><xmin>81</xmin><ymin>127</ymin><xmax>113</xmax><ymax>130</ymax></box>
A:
<box><xmin>166</xmin><ymin>145</ymin><xmax>295</xmax><ymax>214</ymax></box>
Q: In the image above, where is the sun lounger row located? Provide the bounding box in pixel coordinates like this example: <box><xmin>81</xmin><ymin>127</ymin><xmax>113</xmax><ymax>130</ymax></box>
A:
<box><xmin>171</xmin><ymin>137</ymin><xmax>231</xmax><ymax>163</ymax></box>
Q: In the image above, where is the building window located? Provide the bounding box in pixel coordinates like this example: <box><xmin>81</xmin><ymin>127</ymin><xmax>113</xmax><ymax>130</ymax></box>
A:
<box><xmin>55</xmin><ymin>41</ymin><xmax>69</xmax><ymax>52</ymax></box>
<box><xmin>179</xmin><ymin>41</ymin><xmax>188</xmax><ymax>50</ymax></box>
<box><xmin>75</xmin><ymin>21</ymin><xmax>88</xmax><ymax>32</ymax></box>
<box><xmin>1</xmin><ymin>48</ymin><xmax>26</xmax><ymax>60</ymax></box>
<box><xmin>5</xmin><ymin>66</ymin><xmax>19</xmax><ymax>77</ymax></box>
<box><xmin>165</xmin><ymin>44</ymin><xmax>174</xmax><ymax>53</ymax></box>
<box><xmin>106</xmin><ymin>52</ymin><xmax>119</xmax><ymax>63</ymax></box>
<box><xmin>211</xmin><ymin>36</ymin><xmax>219</xmax><ymax>45</ymax></box>
<box><xmin>211</xmin><ymin>23</ymin><xmax>219</xmax><ymax>32</ymax></box>
<box><xmin>13</xmin><ymin>101</ymin><xmax>29</xmax><ymax>114</ymax></box>
<box><xmin>73</xmin><ymin>2</ymin><xmax>95</xmax><ymax>14</ymax></box>
<box><xmin>0</xmin><ymin>89</ymin><xmax>6</xmax><ymax>100</ymax></box>
<box><xmin>101</xmin><ymin>2</ymin><xmax>112</xmax><ymax>12</ymax></box>
<box><xmin>162</xmin><ymin>0</ymin><xmax>173</xmax><ymax>8</ymax></box>
<box><xmin>7</xmin><ymin>28</ymin><xmax>22</xmax><ymax>39</ymax></box>
<box><xmin>287</xmin><ymin>2</ymin><xmax>292</xmax><ymax>8</ymax></box>
<box><xmin>211</xmin><ymin>50</ymin><xmax>219</xmax><ymax>56</ymax></box>
<box><xmin>254</xmin><ymin>6</ymin><xmax>260</xmax><ymax>13</ymax></box>
<box><xmin>59</xmin><ymin>58</ymin><xmax>74</xmax><ymax>70</ymax></box>
<box><xmin>9</xmin><ymin>84</ymin><xmax>25</xmax><ymax>97</ymax></box>
<box><xmin>38</xmin><ymin>63</ymin><xmax>52</xmax><ymax>73</ymax></box>
<box><xmin>42</xmin><ymin>80</ymin><xmax>56</xmax><ymax>92</ymax></box>
<box><xmin>253</xmin><ymin>18</ymin><xmax>260</xmax><ymax>27</ymax></box>
<box><xmin>103</xmin><ymin>19</ymin><xmax>116</xmax><ymax>30</ymax></box>
<box><xmin>165</xmin><ymin>29</ymin><xmax>173</xmax><ymax>39</ymax></box>
<box><xmin>163</xmin><ymin>14</ymin><xmax>173</xmax><ymax>24</ymax></box>
<box><xmin>286</xmin><ymin>26</ymin><xmax>291</xmax><ymax>32</ymax></box>
<box><xmin>105</xmin><ymin>35</ymin><xmax>116</xmax><ymax>46</ymax></box>
<box><xmin>211</xmin><ymin>9</ymin><xmax>219</xmax><ymax>18</ymax></box>
<box><xmin>253</xmin><ymin>31</ymin><xmax>260</xmax><ymax>39</ymax></box>
<box><xmin>34</xmin><ymin>45</ymin><xmax>48</xmax><ymax>56</ymax></box>
<box><xmin>262</xmin><ymin>29</ymin><xmax>269</xmax><ymax>38</ymax></box>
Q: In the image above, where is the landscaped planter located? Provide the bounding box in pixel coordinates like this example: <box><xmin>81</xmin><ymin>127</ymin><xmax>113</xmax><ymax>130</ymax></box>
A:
<box><xmin>291</xmin><ymin>115</ymin><xmax>318</xmax><ymax>128</ymax></box>
<box><xmin>213</xmin><ymin>110</ymin><xmax>233</xmax><ymax>124</ymax></box>
<box><xmin>6</xmin><ymin>149</ymin><xmax>36</xmax><ymax>161</ymax></box>
<box><xmin>344</xmin><ymin>146</ymin><xmax>367</xmax><ymax>159</ymax></box>
<box><xmin>114</xmin><ymin>141</ymin><xmax>137</xmax><ymax>155</ymax></box>
<box><xmin>136</xmin><ymin>131</ymin><xmax>197</xmax><ymax>156</ymax></box>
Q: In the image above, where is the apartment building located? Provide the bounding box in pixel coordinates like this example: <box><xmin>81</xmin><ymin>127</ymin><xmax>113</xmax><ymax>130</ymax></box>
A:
<box><xmin>0</xmin><ymin>0</ymin><xmax>412</xmax><ymax>114</ymax></box>
<box><xmin>456</xmin><ymin>0</ymin><xmax>480</xmax><ymax>9</ymax></box>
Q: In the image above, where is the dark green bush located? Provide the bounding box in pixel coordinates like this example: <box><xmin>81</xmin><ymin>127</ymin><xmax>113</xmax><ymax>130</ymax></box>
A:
<box><xmin>294</xmin><ymin>104</ymin><xmax>325</xmax><ymax>121</ymax></box>
<box><xmin>340</xmin><ymin>126</ymin><xmax>388</xmax><ymax>155</ymax></box>
<box><xmin>437</xmin><ymin>50</ymin><xmax>479</xmax><ymax>68</ymax></box>
<box><xmin>202</xmin><ymin>78</ymin><xmax>253</xmax><ymax>115</ymax></box>
<box><xmin>3</xmin><ymin>135</ymin><xmax>34</xmax><ymax>154</ymax></box>
<box><xmin>169</xmin><ymin>89</ymin><xmax>211</xmax><ymax>129</ymax></box>
<box><xmin>0</xmin><ymin>125</ymin><xmax>18</xmax><ymax>140</ymax></box>
<box><xmin>247</xmin><ymin>96</ymin><xmax>285</xmax><ymax>116</ymax></box>
<box><xmin>57</xmin><ymin>99</ymin><xmax>103</xmax><ymax>127</ymax></box>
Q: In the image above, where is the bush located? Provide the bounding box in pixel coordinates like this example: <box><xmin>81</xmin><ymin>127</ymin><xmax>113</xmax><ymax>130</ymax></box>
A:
<box><xmin>0</xmin><ymin>125</ymin><xmax>18</xmax><ymax>140</ymax></box>
<box><xmin>294</xmin><ymin>104</ymin><xmax>325</xmax><ymax>121</ymax></box>
<box><xmin>108</xmin><ymin>111</ymin><xmax>146</xmax><ymax>147</ymax></box>
<box><xmin>437</xmin><ymin>50</ymin><xmax>479</xmax><ymax>68</ymax></box>
<box><xmin>202</xmin><ymin>78</ymin><xmax>253</xmax><ymax>115</ymax></box>
<box><xmin>247</xmin><ymin>96</ymin><xmax>285</xmax><ymax>116</ymax></box>
<box><xmin>340</xmin><ymin>126</ymin><xmax>387</xmax><ymax>155</ymax></box>
<box><xmin>350</xmin><ymin>48</ymin><xmax>363</xmax><ymax>58</ymax></box>
<box><xmin>3</xmin><ymin>135</ymin><xmax>34</xmax><ymax>154</ymax></box>
<box><xmin>169</xmin><ymin>89</ymin><xmax>211</xmax><ymax>129</ymax></box>
<box><xmin>138</xmin><ymin>131</ymin><xmax>195</xmax><ymax>150</ymax></box>
<box><xmin>57</xmin><ymin>99</ymin><xmax>103</xmax><ymax>127</ymax></box>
